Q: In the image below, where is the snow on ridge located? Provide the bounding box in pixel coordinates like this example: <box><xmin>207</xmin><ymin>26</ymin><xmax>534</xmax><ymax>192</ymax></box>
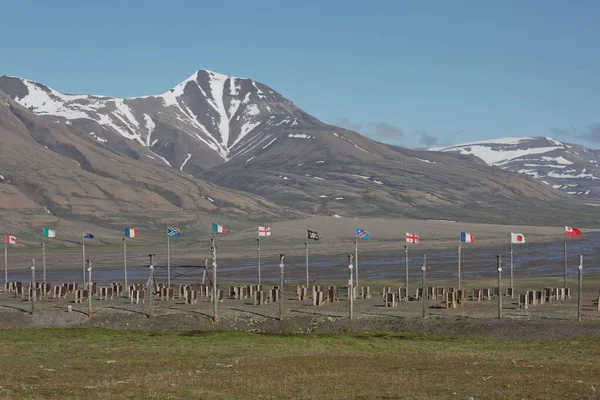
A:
<box><xmin>180</xmin><ymin>153</ymin><xmax>192</xmax><ymax>170</ymax></box>
<box><xmin>431</xmin><ymin>136</ymin><xmax>537</xmax><ymax>151</ymax></box>
<box><xmin>540</xmin><ymin>156</ymin><xmax>573</xmax><ymax>165</ymax></box>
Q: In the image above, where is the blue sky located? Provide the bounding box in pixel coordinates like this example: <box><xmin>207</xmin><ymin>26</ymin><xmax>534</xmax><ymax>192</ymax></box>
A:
<box><xmin>2</xmin><ymin>0</ymin><xmax>599</xmax><ymax>148</ymax></box>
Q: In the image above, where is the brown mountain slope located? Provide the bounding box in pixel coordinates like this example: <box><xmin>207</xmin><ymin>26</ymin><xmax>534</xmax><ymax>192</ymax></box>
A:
<box><xmin>0</xmin><ymin>92</ymin><xmax>300</xmax><ymax>243</ymax></box>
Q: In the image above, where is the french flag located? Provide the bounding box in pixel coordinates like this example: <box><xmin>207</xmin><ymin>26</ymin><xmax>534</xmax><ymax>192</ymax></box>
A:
<box><xmin>124</xmin><ymin>228</ymin><xmax>139</xmax><ymax>238</ymax></box>
<box><xmin>460</xmin><ymin>232</ymin><xmax>475</xmax><ymax>243</ymax></box>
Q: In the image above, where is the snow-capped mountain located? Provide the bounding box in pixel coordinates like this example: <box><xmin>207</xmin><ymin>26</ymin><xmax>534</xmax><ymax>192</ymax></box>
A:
<box><xmin>432</xmin><ymin>137</ymin><xmax>600</xmax><ymax>196</ymax></box>
<box><xmin>0</xmin><ymin>70</ymin><xmax>318</xmax><ymax>174</ymax></box>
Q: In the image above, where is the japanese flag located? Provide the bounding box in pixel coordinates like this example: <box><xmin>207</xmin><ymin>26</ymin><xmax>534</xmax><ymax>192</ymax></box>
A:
<box><xmin>510</xmin><ymin>233</ymin><xmax>525</xmax><ymax>244</ymax></box>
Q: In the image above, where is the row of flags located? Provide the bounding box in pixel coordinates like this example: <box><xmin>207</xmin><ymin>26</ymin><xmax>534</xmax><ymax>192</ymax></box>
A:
<box><xmin>3</xmin><ymin>225</ymin><xmax>583</xmax><ymax>245</ymax></box>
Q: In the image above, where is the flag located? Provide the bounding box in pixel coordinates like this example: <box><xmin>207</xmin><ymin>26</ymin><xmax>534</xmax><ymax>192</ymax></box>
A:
<box><xmin>258</xmin><ymin>226</ymin><xmax>272</xmax><ymax>237</ymax></box>
<box><xmin>511</xmin><ymin>233</ymin><xmax>525</xmax><ymax>244</ymax></box>
<box><xmin>460</xmin><ymin>232</ymin><xmax>475</xmax><ymax>243</ymax></box>
<box><xmin>124</xmin><ymin>228</ymin><xmax>139</xmax><ymax>238</ymax></box>
<box><xmin>5</xmin><ymin>234</ymin><xmax>17</xmax><ymax>244</ymax></box>
<box><xmin>307</xmin><ymin>230</ymin><xmax>319</xmax><ymax>241</ymax></box>
<box><xmin>43</xmin><ymin>228</ymin><xmax>56</xmax><ymax>238</ymax></box>
<box><xmin>356</xmin><ymin>228</ymin><xmax>370</xmax><ymax>239</ymax></box>
<box><xmin>168</xmin><ymin>226</ymin><xmax>181</xmax><ymax>237</ymax></box>
<box><xmin>406</xmin><ymin>232</ymin><xmax>420</xmax><ymax>243</ymax></box>
<box><xmin>565</xmin><ymin>226</ymin><xmax>582</xmax><ymax>238</ymax></box>
<box><xmin>212</xmin><ymin>223</ymin><xmax>227</xmax><ymax>234</ymax></box>
<box><xmin>83</xmin><ymin>232</ymin><xmax>94</xmax><ymax>239</ymax></box>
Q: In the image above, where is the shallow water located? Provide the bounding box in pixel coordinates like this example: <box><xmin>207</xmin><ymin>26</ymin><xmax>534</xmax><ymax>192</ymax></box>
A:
<box><xmin>4</xmin><ymin>233</ymin><xmax>598</xmax><ymax>285</ymax></box>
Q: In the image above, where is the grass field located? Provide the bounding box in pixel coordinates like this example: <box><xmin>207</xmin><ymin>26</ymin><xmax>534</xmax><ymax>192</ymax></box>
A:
<box><xmin>0</xmin><ymin>329</ymin><xmax>599</xmax><ymax>399</ymax></box>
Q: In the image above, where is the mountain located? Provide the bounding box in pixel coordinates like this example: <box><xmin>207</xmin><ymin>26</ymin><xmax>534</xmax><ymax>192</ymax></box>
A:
<box><xmin>1</xmin><ymin>71</ymin><xmax>598</xmax><ymax>228</ymax></box>
<box><xmin>432</xmin><ymin>137</ymin><xmax>600</xmax><ymax>197</ymax></box>
<box><xmin>0</xmin><ymin>90</ymin><xmax>297</xmax><ymax>242</ymax></box>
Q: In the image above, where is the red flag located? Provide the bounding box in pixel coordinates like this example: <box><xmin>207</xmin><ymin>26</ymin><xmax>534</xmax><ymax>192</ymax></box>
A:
<box><xmin>5</xmin><ymin>234</ymin><xmax>18</xmax><ymax>244</ymax></box>
<box><xmin>565</xmin><ymin>226</ymin><xmax>582</xmax><ymax>238</ymax></box>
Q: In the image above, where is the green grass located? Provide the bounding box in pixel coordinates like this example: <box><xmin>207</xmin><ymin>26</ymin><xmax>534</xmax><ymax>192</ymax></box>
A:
<box><xmin>0</xmin><ymin>329</ymin><xmax>599</xmax><ymax>399</ymax></box>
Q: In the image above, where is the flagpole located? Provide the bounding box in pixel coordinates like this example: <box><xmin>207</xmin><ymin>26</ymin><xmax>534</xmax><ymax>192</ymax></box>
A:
<box><xmin>257</xmin><ymin>237</ymin><xmax>261</xmax><ymax>286</ymax></box>
<box><xmin>167</xmin><ymin>227</ymin><xmax>171</xmax><ymax>288</ymax></box>
<box><xmin>305</xmin><ymin>237</ymin><xmax>309</xmax><ymax>288</ymax></box>
<box><xmin>509</xmin><ymin>244</ymin><xmax>514</xmax><ymax>290</ymax></box>
<box><xmin>354</xmin><ymin>239</ymin><xmax>359</xmax><ymax>288</ymax></box>
<box><xmin>123</xmin><ymin>237</ymin><xmax>128</xmax><ymax>293</ymax></box>
<box><xmin>457</xmin><ymin>243</ymin><xmax>461</xmax><ymax>290</ymax></box>
<box><xmin>42</xmin><ymin>236</ymin><xmax>46</xmax><ymax>283</ymax></box>
<box><xmin>563</xmin><ymin>235</ymin><xmax>568</xmax><ymax>288</ymax></box>
<box><xmin>404</xmin><ymin>244</ymin><xmax>409</xmax><ymax>295</ymax></box>
<box><xmin>4</xmin><ymin>235</ymin><xmax>7</xmax><ymax>289</ymax></box>
<box><xmin>82</xmin><ymin>233</ymin><xmax>86</xmax><ymax>289</ymax></box>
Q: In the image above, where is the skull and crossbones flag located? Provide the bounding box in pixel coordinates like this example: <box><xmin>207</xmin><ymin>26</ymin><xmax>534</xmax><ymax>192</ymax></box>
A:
<box><xmin>307</xmin><ymin>230</ymin><xmax>319</xmax><ymax>241</ymax></box>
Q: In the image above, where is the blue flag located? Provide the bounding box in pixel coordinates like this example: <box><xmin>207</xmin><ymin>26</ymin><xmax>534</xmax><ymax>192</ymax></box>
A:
<box><xmin>168</xmin><ymin>226</ymin><xmax>181</xmax><ymax>237</ymax></box>
<box><xmin>356</xmin><ymin>229</ymin><xmax>370</xmax><ymax>239</ymax></box>
<box><xmin>84</xmin><ymin>232</ymin><xmax>94</xmax><ymax>239</ymax></box>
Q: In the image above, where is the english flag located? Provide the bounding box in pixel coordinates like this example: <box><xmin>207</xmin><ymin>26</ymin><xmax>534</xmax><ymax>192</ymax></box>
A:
<box><xmin>565</xmin><ymin>226</ymin><xmax>582</xmax><ymax>238</ymax></box>
<box><xmin>511</xmin><ymin>233</ymin><xmax>525</xmax><ymax>244</ymax></box>
<box><xmin>460</xmin><ymin>232</ymin><xmax>475</xmax><ymax>243</ymax></box>
<box><xmin>5</xmin><ymin>234</ymin><xmax>17</xmax><ymax>244</ymax></box>
<box><xmin>406</xmin><ymin>232</ymin><xmax>420</xmax><ymax>244</ymax></box>
<box><xmin>124</xmin><ymin>228</ymin><xmax>139</xmax><ymax>238</ymax></box>
<box><xmin>258</xmin><ymin>226</ymin><xmax>272</xmax><ymax>237</ymax></box>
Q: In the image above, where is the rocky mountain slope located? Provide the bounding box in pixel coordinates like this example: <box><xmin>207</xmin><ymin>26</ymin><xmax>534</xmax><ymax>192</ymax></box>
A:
<box><xmin>1</xmin><ymin>71</ymin><xmax>597</xmax><ymax>229</ymax></box>
<box><xmin>432</xmin><ymin>137</ymin><xmax>600</xmax><ymax>197</ymax></box>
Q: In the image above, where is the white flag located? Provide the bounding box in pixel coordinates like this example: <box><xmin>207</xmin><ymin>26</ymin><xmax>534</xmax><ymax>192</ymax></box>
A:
<box><xmin>510</xmin><ymin>233</ymin><xmax>525</xmax><ymax>244</ymax></box>
<box><xmin>258</xmin><ymin>226</ymin><xmax>272</xmax><ymax>237</ymax></box>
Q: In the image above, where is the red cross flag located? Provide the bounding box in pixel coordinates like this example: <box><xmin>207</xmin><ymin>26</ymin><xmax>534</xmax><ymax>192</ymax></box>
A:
<box><xmin>510</xmin><ymin>233</ymin><xmax>525</xmax><ymax>244</ymax></box>
<box><xmin>406</xmin><ymin>232</ymin><xmax>420</xmax><ymax>244</ymax></box>
<box><xmin>258</xmin><ymin>226</ymin><xmax>272</xmax><ymax>237</ymax></box>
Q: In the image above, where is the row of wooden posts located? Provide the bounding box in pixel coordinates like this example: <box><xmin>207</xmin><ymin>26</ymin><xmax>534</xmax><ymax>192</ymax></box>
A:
<box><xmin>1</xmin><ymin>252</ymin><xmax>590</xmax><ymax>322</ymax></box>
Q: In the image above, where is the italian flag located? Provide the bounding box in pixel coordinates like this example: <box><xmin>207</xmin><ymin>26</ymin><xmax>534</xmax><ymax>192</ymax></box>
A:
<box><xmin>212</xmin><ymin>223</ymin><xmax>227</xmax><ymax>234</ymax></box>
<box><xmin>43</xmin><ymin>228</ymin><xmax>56</xmax><ymax>238</ymax></box>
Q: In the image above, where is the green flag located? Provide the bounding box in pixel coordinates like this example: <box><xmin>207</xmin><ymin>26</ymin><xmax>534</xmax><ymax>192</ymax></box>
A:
<box><xmin>43</xmin><ymin>228</ymin><xmax>56</xmax><ymax>238</ymax></box>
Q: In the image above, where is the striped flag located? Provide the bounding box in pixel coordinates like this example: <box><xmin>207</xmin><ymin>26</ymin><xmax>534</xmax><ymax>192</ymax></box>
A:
<box><xmin>168</xmin><ymin>226</ymin><xmax>181</xmax><ymax>237</ymax></box>
<box><xmin>356</xmin><ymin>229</ymin><xmax>370</xmax><ymax>239</ymax></box>
<box><xmin>124</xmin><ymin>228</ymin><xmax>139</xmax><ymax>238</ymax></box>
<box><xmin>43</xmin><ymin>228</ymin><xmax>56</xmax><ymax>238</ymax></box>
<box><xmin>460</xmin><ymin>232</ymin><xmax>475</xmax><ymax>243</ymax></box>
<box><xmin>5</xmin><ymin>234</ymin><xmax>17</xmax><ymax>244</ymax></box>
<box><xmin>212</xmin><ymin>223</ymin><xmax>227</xmax><ymax>234</ymax></box>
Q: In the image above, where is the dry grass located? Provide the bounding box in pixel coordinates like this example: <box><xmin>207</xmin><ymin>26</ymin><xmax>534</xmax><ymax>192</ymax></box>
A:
<box><xmin>0</xmin><ymin>329</ymin><xmax>599</xmax><ymax>399</ymax></box>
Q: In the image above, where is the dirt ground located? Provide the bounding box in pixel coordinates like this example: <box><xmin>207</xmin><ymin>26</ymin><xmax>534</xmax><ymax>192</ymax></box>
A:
<box><xmin>1</xmin><ymin>281</ymin><xmax>599</xmax><ymax>341</ymax></box>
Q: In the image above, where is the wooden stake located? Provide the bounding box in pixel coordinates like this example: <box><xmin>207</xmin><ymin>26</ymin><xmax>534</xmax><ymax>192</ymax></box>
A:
<box><xmin>564</xmin><ymin>238</ymin><xmax>568</xmax><ymax>288</ymax></box>
<box><xmin>123</xmin><ymin>237</ymin><xmax>128</xmax><ymax>294</ymax></box>
<box><xmin>30</xmin><ymin>260</ymin><xmax>35</xmax><ymax>314</ymax></box>
<box><xmin>577</xmin><ymin>254</ymin><xmax>583</xmax><ymax>322</ymax></box>
<box><xmin>148</xmin><ymin>254</ymin><xmax>156</xmax><ymax>318</ymax></box>
<box><xmin>348</xmin><ymin>254</ymin><xmax>354</xmax><ymax>319</ymax></box>
<box><xmin>421</xmin><ymin>254</ymin><xmax>426</xmax><ymax>319</ymax></box>
<box><xmin>279</xmin><ymin>254</ymin><xmax>285</xmax><ymax>321</ymax></box>
<box><xmin>405</xmin><ymin>245</ymin><xmax>409</xmax><ymax>294</ymax></box>
<box><xmin>257</xmin><ymin>238</ymin><xmax>261</xmax><ymax>286</ymax></box>
<box><xmin>497</xmin><ymin>255</ymin><xmax>502</xmax><ymax>319</ymax></box>
<box><xmin>457</xmin><ymin>244</ymin><xmax>461</xmax><ymax>290</ymax></box>
<box><xmin>212</xmin><ymin>242</ymin><xmax>218</xmax><ymax>323</ymax></box>
<box><xmin>87</xmin><ymin>260</ymin><xmax>93</xmax><ymax>318</ymax></box>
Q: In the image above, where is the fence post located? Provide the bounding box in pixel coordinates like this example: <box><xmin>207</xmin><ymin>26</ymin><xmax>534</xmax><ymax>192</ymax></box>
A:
<box><xmin>421</xmin><ymin>254</ymin><xmax>426</xmax><ymax>319</ymax></box>
<box><xmin>279</xmin><ymin>254</ymin><xmax>285</xmax><ymax>321</ymax></box>
<box><xmin>577</xmin><ymin>255</ymin><xmax>583</xmax><ymax>322</ymax></box>
<box><xmin>31</xmin><ymin>260</ymin><xmax>36</xmax><ymax>314</ymax></box>
<box><xmin>348</xmin><ymin>254</ymin><xmax>354</xmax><ymax>320</ymax></box>
<box><xmin>87</xmin><ymin>260</ymin><xmax>92</xmax><ymax>318</ymax></box>
<box><xmin>497</xmin><ymin>255</ymin><xmax>502</xmax><ymax>319</ymax></box>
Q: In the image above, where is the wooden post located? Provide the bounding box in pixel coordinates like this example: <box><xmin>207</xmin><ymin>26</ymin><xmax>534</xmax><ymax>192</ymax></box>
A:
<box><xmin>348</xmin><ymin>254</ymin><xmax>354</xmax><ymax>320</ymax></box>
<box><xmin>123</xmin><ymin>238</ymin><xmax>128</xmax><ymax>294</ymax></box>
<box><xmin>457</xmin><ymin>244</ymin><xmax>461</xmax><ymax>290</ymax></box>
<box><xmin>148</xmin><ymin>254</ymin><xmax>156</xmax><ymax>318</ymax></box>
<box><xmin>305</xmin><ymin>241</ymin><xmax>309</xmax><ymax>288</ymax></box>
<box><xmin>4</xmin><ymin>236</ymin><xmax>7</xmax><ymax>289</ymax></box>
<box><xmin>421</xmin><ymin>254</ymin><xmax>426</xmax><ymax>319</ymax></box>
<box><xmin>405</xmin><ymin>245</ymin><xmax>409</xmax><ymax>295</ymax></box>
<box><xmin>202</xmin><ymin>258</ymin><xmax>207</xmax><ymax>285</ymax></box>
<box><xmin>30</xmin><ymin>260</ymin><xmax>35</xmax><ymax>314</ymax></box>
<box><xmin>497</xmin><ymin>255</ymin><xmax>502</xmax><ymax>319</ymax></box>
<box><xmin>577</xmin><ymin>254</ymin><xmax>583</xmax><ymax>322</ymax></box>
<box><xmin>354</xmin><ymin>240</ymin><xmax>359</xmax><ymax>289</ymax></box>
<box><xmin>212</xmin><ymin>242</ymin><xmax>218</xmax><ymax>323</ymax></box>
<box><xmin>257</xmin><ymin>238</ymin><xmax>261</xmax><ymax>286</ymax></box>
<box><xmin>509</xmin><ymin>245</ymin><xmax>513</xmax><ymax>291</ymax></box>
<box><xmin>167</xmin><ymin>227</ymin><xmax>171</xmax><ymax>288</ymax></box>
<box><xmin>42</xmin><ymin>238</ymin><xmax>46</xmax><ymax>283</ymax></box>
<box><xmin>279</xmin><ymin>254</ymin><xmax>285</xmax><ymax>321</ymax></box>
<box><xmin>564</xmin><ymin>238</ymin><xmax>568</xmax><ymax>289</ymax></box>
<box><xmin>87</xmin><ymin>260</ymin><xmax>93</xmax><ymax>318</ymax></box>
<box><xmin>82</xmin><ymin>233</ymin><xmax>86</xmax><ymax>289</ymax></box>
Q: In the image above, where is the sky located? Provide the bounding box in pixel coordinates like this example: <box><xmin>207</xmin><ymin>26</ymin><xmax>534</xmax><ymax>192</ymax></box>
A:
<box><xmin>2</xmin><ymin>0</ymin><xmax>599</xmax><ymax>148</ymax></box>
